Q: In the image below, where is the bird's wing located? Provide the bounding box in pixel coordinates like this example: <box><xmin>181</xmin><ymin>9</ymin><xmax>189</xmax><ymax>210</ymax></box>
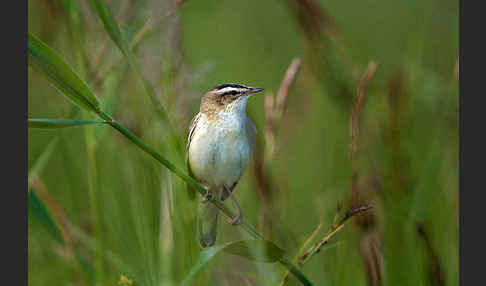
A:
<box><xmin>186</xmin><ymin>112</ymin><xmax>201</xmax><ymax>176</ymax></box>
<box><xmin>185</xmin><ymin>112</ymin><xmax>201</xmax><ymax>199</ymax></box>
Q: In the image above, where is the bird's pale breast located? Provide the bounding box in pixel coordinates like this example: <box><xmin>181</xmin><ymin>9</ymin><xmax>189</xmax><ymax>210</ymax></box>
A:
<box><xmin>188</xmin><ymin>113</ymin><xmax>252</xmax><ymax>189</ymax></box>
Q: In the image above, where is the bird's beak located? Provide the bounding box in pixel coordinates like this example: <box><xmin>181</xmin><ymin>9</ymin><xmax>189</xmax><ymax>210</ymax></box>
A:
<box><xmin>246</xmin><ymin>87</ymin><xmax>264</xmax><ymax>95</ymax></box>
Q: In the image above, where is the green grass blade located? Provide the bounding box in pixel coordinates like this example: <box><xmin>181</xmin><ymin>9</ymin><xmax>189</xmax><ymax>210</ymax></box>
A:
<box><xmin>88</xmin><ymin>0</ymin><xmax>180</xmax><ymax>148</ymax></box>
<box><xmin>279</xmin><ymin>257</ymin><xmax>313</xmax><ymax>286</ymax></box>
<box><xmin>222</xmin><ymin>239</ymin><xmax>285</xmax><ymax>263</ymax></box>
<box><xmin>89</xmin><ymin>0</ymin><xmax>128</xmax><ymax>54</ymax></box>
<box><xmin>28</xmin><ymin>118</ymin><xmax>107</xmax><ymax>129</ymax></box>
<box><xmin>181</xmin><ymin>239</ymin><xmax>282</xmax><ymax>285</ymax></box>
<box><xmin>28</xmin><ymin>187</ymin><xmax>64</xmax><ymax>244</ymax></box>
<box><xmin>94</xmin><ymin>69</ymin><xmax>124</xmax><ymax>141</ymax></box>
<box><xmin>69</xmin><ymin>224</ymin><xmax>132</xmax><ymax>275</ymax></box>
<box><xmin>28</xmin><ymin>138</ymin><xmax>58</xmax><ymax>177</ymax></box>
<box><xmin>28</xmin><ymin>33</ymin><xmax>100</xmax><ymax>113</ymax></box>
<box><xmin>181</xmin><ymin>242</ymin><xmax>229</xmax><ymax>285</ymax></box>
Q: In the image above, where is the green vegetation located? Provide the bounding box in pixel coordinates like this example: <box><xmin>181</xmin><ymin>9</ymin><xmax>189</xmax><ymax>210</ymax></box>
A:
<box><xmin>28</xmin><ymin>0</ymin><xmax>458</xmax><ymax>285</ymax></box>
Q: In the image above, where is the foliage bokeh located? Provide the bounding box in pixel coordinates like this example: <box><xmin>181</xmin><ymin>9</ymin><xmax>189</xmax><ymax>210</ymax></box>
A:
<box><xmin>28</xmin><ymin>0</ymin><xmax>459</xmax><ymax>285</ymax></box>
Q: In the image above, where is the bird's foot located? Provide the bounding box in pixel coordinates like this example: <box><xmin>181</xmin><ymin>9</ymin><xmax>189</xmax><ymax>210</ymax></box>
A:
<box><xmin>228</xmin><ymin>212</ymin><xmax>243</xmax><ymax>225</ymax></box>
<box><xmin>201</xmin><ymin>189</ymin><xmax>213</xmax><ymax>202</ymax></box>
<box><xmin>226</xmin><ymin>188</ymin><xmax>243</xmax><ymax>225</ymax></box>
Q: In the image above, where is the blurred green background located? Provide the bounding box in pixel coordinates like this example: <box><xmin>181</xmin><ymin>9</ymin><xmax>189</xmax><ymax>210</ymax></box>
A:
<box><xmin>28</xmin><ymin>0</ymin><xmax>458</xmax><ymax>285</ymax></box>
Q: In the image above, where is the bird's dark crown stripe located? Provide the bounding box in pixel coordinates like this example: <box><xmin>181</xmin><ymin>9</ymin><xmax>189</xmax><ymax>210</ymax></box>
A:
<box><xmin>220</xmin><ymin>90</ymin><xmax>240</xmax><ymax>96</ymax></box>
<box><xmin>212</xmin><ymin>83</ymin><xmax>249</xmax><ymax>91</ymax></box>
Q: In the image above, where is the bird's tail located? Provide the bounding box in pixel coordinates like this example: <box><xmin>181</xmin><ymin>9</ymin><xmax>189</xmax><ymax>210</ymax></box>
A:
<box><xmin>197</xmin><ymin>201</ymin><xmax>219</xmax><ymax>248</ymax></box>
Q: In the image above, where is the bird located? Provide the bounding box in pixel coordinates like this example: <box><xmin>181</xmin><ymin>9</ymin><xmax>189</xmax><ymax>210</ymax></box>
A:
<box><xmin>186</xmin><ymin>83</ymin><xmax>263</xmax><ymax>247</ymax></box>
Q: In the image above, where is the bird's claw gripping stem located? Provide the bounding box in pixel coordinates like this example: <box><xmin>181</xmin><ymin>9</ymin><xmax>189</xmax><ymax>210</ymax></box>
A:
<box><xmin>202</xmin><ymin>189</ymin><xmax>213</xmax><ymax>202</ymax></box>
<box><xmin>228</xmin><ymin>213</ymin><xmax>243</xmax><ymax>225</ymax></box>
<box><xmin>226</xmin><ymin>189</ymin><xmax>243</xmax><ymax>225</ymax></box>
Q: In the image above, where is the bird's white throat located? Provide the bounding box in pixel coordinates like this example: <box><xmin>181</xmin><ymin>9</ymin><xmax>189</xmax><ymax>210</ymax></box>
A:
<box><xmin>216</xmin><ymin>96</ymin><xmax>251</xmax><ymax>129</ymax></box>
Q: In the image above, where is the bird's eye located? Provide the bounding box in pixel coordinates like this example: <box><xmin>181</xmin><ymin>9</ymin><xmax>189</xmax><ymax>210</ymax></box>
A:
<box><xmin>231</xmin><ymin>90</ymin><xmax>238</xmax><ymax>95</ymax></box>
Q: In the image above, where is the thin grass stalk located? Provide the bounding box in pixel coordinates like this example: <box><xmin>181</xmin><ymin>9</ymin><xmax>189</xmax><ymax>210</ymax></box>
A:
<box><xmin>83</xmin><ymin>118</ymin><xmax>105</xmax><ymax>285</ymax></box>
<box><xmin>90</xmin><ymin>0</ymin><xmax>183</xmax><ymax>152</ymax></box>
<box><xmin>68</xmin><ymin>7</ymin><xmax>106</xmax><ymax>279</ymax></box>
<box><xmin>256</xmin><ymin>57</ymin><xmax>301</xmax><ymax>237</ymax></box>
<box><xmin>281</xmin><ymin>61</ymin><xmax>377</xmax><ymax>286</ymax></box>
<box><xmin>278</xmin><ymin>257</ymin><xmax>313</xmax><ymax>286</ymax></box>
<box><xmin>78</xmin><ymin>47</ymin><xmax>105</xmax><ymax>286</ymax></box>
<box><xmin>350</xmin><ymin>61</ymin><xmax>377</xmax><ymax>201</ymax></box>
<box><xmin>89</xmin><ymin>0</ymin><xmax>136</xmax><ymax>74</ymax></box>
<box><xmin>348</xmin><ymin>61</ymin><xmax>384</xmax><ymax>286</ymax></box>
<box><xmin>91</xmin><ymin>17</ymin><xmax>153</xmax><ymax>89</ymax></box>
<box><xmin>279</xmin><ymin>204</ymin><xmax>373</xmax><ymax>286</ymax></box>
<box><xmin>29</xmin><ymin>175</ymin><xmax>74</xmax><ymax>259</ymax></box>
<box><xmin>299</xmin><ymin>205</ymin><xmax>373</xmax><ymax>266</ymax></box>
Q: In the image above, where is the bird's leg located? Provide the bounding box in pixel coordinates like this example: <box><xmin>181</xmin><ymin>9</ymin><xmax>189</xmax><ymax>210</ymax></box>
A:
<box><xmin>201</xmin><ymin>185</ymin><xmax>213</xmax><ymax>202</ymax></box>
<box><xmin>224</xmin><ymin>187</ymin><xmax>243</xmax><ymax>225</ymax></box>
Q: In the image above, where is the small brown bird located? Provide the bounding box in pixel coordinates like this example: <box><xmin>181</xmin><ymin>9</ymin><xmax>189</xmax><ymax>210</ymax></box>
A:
<box><xmin>186</xmin><ymin>83</ymin><xmax>263</xmax><ymax>247</ymax></box>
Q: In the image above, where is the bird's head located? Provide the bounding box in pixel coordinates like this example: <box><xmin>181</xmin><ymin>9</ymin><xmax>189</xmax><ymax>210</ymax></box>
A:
<box><xmin>200</xmin><ymin>83</ymin><xmax>264</xmax><ymax>115</ymax></box>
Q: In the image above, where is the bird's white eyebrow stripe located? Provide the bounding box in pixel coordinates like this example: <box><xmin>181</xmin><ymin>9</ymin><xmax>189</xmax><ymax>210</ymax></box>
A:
<box><xmin>215</xmin><ymin>87</ymin><xmax>245</xmax><ymax>95</ymax></box>
<box><xmin>214</xmin><ymin>83</ymin><xmax>249</xmax><ymax>90</ymax></box>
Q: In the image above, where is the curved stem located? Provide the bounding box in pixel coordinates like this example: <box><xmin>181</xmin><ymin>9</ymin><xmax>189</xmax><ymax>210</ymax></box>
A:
<box><xmin>94</xmin><ymin>110</ymin><xmax>313</xmax><ymax>286</ymax></box>
<box><xmin>279</xmin><ymin>257</ymin><xmax>313</xmax><ymax>286</ymax></box>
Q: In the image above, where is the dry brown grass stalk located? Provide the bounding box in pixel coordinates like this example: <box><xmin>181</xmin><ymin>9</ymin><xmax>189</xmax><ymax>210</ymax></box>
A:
<box><xmin>281</xmin><ymin>60</ymin><xmax>378</xmax><ymax>286</ymax></box>
<box><xmin>264</xmin><ymin>57</ymin><xmax>301</xmax><ymax>161</ymax></box>
<box><xmin>280</xmin><ymin>204</ymin><xmax>373</xmax><ymax>286</ymax></box>
<box><xmin>287</xmin><ymin>0</ymin><xmax>339</xmax><ymax>42</ymax></box>
<box><xmin>29</xmin><ymin>175</ymin><xmax>75</xmax><ymax>260</ymax></box>
<box><xmin>348</xmin><ymin>61</ymin><xmax>386</xmax><ymax>286</ymax></box>
<box><xmin>349</xmin><ymin>60</ymin><xmax>377</xmax><ymax>210</ymax></box>
<box><xmin>253</xmin><ymin>57</ymin><xmax>301</xmax><ymax>234</ymax></box>
<box><xmin>350</xmin><ymin>61</ymin><xmax>377</xmax><ymax>171</ymax></box>
<box><xmin>416</xmin><ymin>223</ymin><xmax>446</xmax><ymax>286</ymax></box>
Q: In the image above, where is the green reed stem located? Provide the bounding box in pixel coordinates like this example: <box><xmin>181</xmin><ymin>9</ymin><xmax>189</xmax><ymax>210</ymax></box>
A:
<box><xmin>94</xmin><ymin>110</ymin><xmax>313</xmax><ymax>286</ymax></box>
<box><xmin>279</xmin><ymin>257</ymin><xmax>313</xmax><ymax>286</ymax></box>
